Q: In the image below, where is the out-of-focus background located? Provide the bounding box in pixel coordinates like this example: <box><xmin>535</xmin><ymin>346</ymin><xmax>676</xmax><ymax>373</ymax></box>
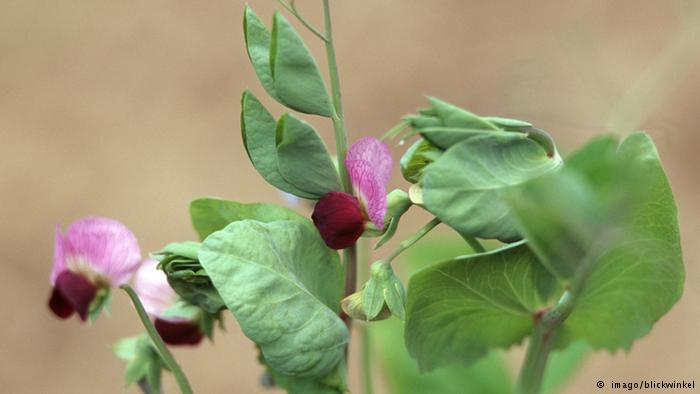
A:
<box><xmin>2</xmin><ymin>1</ymin><xmax>698</xmax><ymax>393</ymax></box>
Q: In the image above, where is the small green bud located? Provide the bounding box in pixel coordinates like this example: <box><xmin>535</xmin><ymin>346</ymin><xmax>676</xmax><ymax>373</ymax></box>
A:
<box><xmin>340</xmin><ymin>290</ymin><xmax>390</xmax><ymax>321</ymax></box>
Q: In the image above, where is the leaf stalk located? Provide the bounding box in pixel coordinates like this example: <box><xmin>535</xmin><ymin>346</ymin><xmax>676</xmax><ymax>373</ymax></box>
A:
<box><xmin>121</xmin><ymin>285</ymin><xmax>193</xmax><ymax>394</ymax></box>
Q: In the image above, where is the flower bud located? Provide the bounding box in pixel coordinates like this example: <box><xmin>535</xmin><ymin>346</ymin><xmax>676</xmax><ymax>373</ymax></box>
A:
<box><xmin>340</xmin><ymin>290</ymin><xmax>391</xmax><ymax>322</ymax></box>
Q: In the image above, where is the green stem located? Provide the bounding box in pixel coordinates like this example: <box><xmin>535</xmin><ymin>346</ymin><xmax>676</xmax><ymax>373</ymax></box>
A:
<box><xmin>121</xmin><ymin>285</ymin><xmax>193</xmax><ymax>394</ymax></box>
<box><xmin>322</xmin><ymin>0</ymin><xmax>351</xmax><ymax>193</ymax></box>
<box><xmin>321</xmin><ymin>0</ymin><xmax>357</xmax><ymax>355</ymax></box>
<box><xmin>276</xmin><ymin>0</ymin><xmax>328</xmax><ymax>42</ymax></box>
<box><xmin>385</xmin><ymin>217</ymin><xmax>441</xmax><ymax>264</ymax></box>
<box><xmin>516</xmin><ymin>322</ymin><xmax>555</xmax><ymax>394</ymax></box>
<box><xmin>459</xmin><ymin>234</ymin><xmax>486</xmax><ymax>253</ymax></box>
<box><xmin>361</xmin><ymin>324</ymin><xmax>374</xmax><ymax>394</ymax></box>
<box><xmin>357</xmin><ymin>239</ymin><xmax>375</xmax><ymax>394</ymax></box>
<box><xmin>515</xmin><ymin>291</ymin><xmax>574</xmax><ymax>394</ymax></box>
<box><xmin>381</xmin><ymin>120</ymin><xmax>409</xmax><ymax>141</ymax></box>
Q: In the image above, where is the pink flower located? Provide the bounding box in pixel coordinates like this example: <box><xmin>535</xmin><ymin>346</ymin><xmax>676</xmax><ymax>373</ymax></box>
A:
<box><xmin>48</xmin><ymin>217</ymin><xmax>141</xmax><ymax>321</ymax></box>
<box><xmin>312</xmin><ymin>137</ymin><xmax>392</xmax><ymax>249</ymax></box>
<box><xmin>133</xmin><ymin>260</ymin><xmax>203</xmax><ymax>346</ymax></box>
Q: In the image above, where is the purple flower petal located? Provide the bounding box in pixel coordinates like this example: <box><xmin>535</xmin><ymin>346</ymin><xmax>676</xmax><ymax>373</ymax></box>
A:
<box><xmin>49</xmin><ymin>271</ymin><xmax>98</xmax><ymax>321</ymax></box>
<box><xmin>154</xmin><ymin>318</ymin><xmax>204</xmax><ymax>346</ymax></box>
<box><xmin>345</xmin><ymin>160</ymin><xmax>386</xmax><ymax>228</ymax></box>
<box><xmin>346</xmin><ymin>137</ymin><xmax>392</xmax><ymax>228</ymax></box>
<box><xmin>56</xmin><ymin>217</ymin><xmax>142</xmax><ymax>286</ymax></box>
<box><xmin>346</xmin><ymin>137</ymin><xmax>392</xmax><ymax>184</ymax></box>
<box><xmin>133</xmin><ymin>259</ymin><xmax>177</xmax><ymax>319</ymax></box>
<box><xmin>312</xmin><ymin>192</ymin><xmax>366</xmax><ymax>249</ymax></box>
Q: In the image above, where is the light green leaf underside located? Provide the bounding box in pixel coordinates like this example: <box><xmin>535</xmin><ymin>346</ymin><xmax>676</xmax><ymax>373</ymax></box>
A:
<box><xmin>199</xmin><ymin>220</ymin><xmax>346</xmax><ymax>377</ymax></box>
<box><xmin>262</xmin><ymin>351</ymin><xmax>347</xmax><ymax>394</ymax></box>
<box><xmin>405</xmin><ymin>243</ymin><xmax>559</xmax><ymax>371</ymax></box>
<box><xmin>422</xmin><ymin>132</ymin><xmax>562</xmax><ymax>242</ymax></box>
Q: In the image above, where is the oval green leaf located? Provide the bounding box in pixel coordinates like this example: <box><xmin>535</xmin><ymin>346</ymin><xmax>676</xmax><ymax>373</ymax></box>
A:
<box><xmin>276</xmin><ymin>114</ymin><xmax>341</xmax><ymax>196</ymax></box>
<box><xmin>199</xmin><ymin>220</ymin><xmax>347</xmax><ymax>377</ymax></box>
<box><xmin>271</xmin><ymin>12</ymin><xmax>332</xmax><ymax>117</ymax></box>
<box><xmin>241</xmin><ymin>90</ymin><xmax>316</xmax><ymax>198</ymax></box>
<box><xmin>243</xmin><ymin>6</ymin><xmax>278</xmax><ymax>99</ymax></box>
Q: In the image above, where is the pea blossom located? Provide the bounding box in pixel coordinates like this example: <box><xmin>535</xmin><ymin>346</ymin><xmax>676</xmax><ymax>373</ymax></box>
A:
<box><xmin>133</xmin><ymin>260</ymin><xmax>203</xmax><ymax>346</ymax></box>
<box><xmin>312</xmin><ymin>137</ymin><xmax>392</xmax><ymax>249</ymax></box>
<box><xmin>48</xmin><ymin>217</ymin><xmax>142</xmax><ymax>321</ymax></box>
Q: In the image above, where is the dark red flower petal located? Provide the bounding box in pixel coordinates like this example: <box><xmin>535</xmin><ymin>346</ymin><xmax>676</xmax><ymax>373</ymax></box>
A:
<box><xmin>154</xmin><ymin>318</ymin><xmax>204</xmax><ymax>346</ymax></box>
<box><xmin>48</xmin><ymin>286</ymin><xmax>75</xmax><ymax>319</ymax></box>
<box><xmin>49</xmin><ymin>271</ymin><xmax>98</xmax><ymax>321</ymax></box>
<box><xmin>312</xmin><ymin>192</ymin><xmax>366</xmax><ymax>250</ymax></box>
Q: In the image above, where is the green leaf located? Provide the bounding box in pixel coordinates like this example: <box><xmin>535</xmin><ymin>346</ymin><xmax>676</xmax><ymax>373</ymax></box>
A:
<box><xmin>241</xmin><ymin>91</ymin><xmax>317</xmax><ymax>198</ymax></box>
<box><xmin>113</xmin><ymin>335</ymin><xmax>165</xmax><ymax>393</ymax></box>
<box><xmin>270</xmin><ymin>12</ymin><xmax>332</xmax><ymax>117</ymax></box>
<box><xmin>190</xmin><ymin>196</ymin><xmax>313</xmax><ymax>240</ymax></box>
<box><xmin>404</xmin><ymin>97</ymin><xmax>501</xmax><ymax>149</ymax></box>
<box><xmin>375</xmin><ymin>319</ymin><xmax>513</xmax><ymax>394</ymax></box>
<box><xmin>400</xmin><ymin>138</ymin><xmax>443</xmax><ymax>184</ymax></box>
<box><xmin>276</xmin><ymin>114</ymin><xmax>341</xmax><ymax>196</ymax></box>
<box><xmin>483</xmin><ymin>116</ymin><xmax>532</xmax><ymax>129</ymax></box>
<box><xmin>421</xmin><ymin>132</ymin><xmax>562</xmax><ymax>242</ymax></box>
<box><xmin>507</xmin><ymin>132</ymin><xmax>684</xmax><ymax>350</ymax></box>
<box><xmin>243</xmin><ymin>6</ymin><xmax>277</xmax><ymax>99</ymax></box>
<box><xmin>243</xmin><ymin>8</ymin><xmax>332</xmax><ymax>117</ymax></box>
<box><xmin>405</xmin><ymin>243</ymin><xmax>559</xmax><ymax>371</ymax></box>
<box><xmin>261</xmin><ymin>351</ymin><xmax>347</xmax><ymax>394</ymax></box>
<box><xmin>199</xmin><ymin>219</ymin><xmax>347</xmax><ymax>377</ymax></box>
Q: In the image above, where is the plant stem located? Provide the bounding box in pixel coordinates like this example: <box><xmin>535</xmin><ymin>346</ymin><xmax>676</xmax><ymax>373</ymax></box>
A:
<box><xmin>515</xmin><ymin>291</ymin><xmax>574</xmax><ymax>394</ymax></box>
<box><xmin>276</xmin><ymin>0</ymin><xmax>328</xmax><ymax>42</ymax></box>
<box><xmin>385</xmin><ymin>217</ymin><xmax>441</xmax><ymax>264</ymax></box>
<box><xmin>459</xmin><ymin>234</ymin><xmax>486</xmax><ymax>253</ymax></box>
<box><xmin>121</xmin><ymin>285</ymin><xmax>193</xmax><ymax>394</ymax></box>
<box><xmin>516</xmin><ymin>322</ymin><xmax>555</xmax><ymax>394</ymax></box>
<box><xmin>322</xmin><ymin>0</ymin><xmax>351</xmax><ymax>193</ymax></box>
<box><xmin>357</xmin><ymin>239</ymin><xmax>375</xmax><ymax>394</ymax></box>
<box><xmin>361</xmin><ymin>324</ymin><xmax>374</xmax><ymax>394</ymax></box>
<box><xmin>322</xmin><ymin>0</ymin><xmax>357</xmax><ymax>349</ymax></box>
<box><xmin>381</xmin><ymin>120</ymin><xmax>409</xmax><ymax>141</ymax></box>
<box><xmin>342</xmin><ymin>247</ymin><xmax>357</xmax><ymax>326</ymax></box>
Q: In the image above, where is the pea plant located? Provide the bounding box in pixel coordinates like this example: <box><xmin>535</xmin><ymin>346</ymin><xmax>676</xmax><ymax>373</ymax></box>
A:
<box><xmin>47</xmin><ymin>2</ymin><xmax>684</xmax><ymax>394</ymax></box>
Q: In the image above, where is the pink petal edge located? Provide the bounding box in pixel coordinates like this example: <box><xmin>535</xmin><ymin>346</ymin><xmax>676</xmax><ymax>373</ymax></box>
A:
<box><xmin>346</xmin><ymin>137</ymin><xmax>392</xmax><ymax>185</ymax></box>
<box><xmin>133</xmin><ymin>259</ymin><xmax>178</xmax><ymax>319</ymax></box>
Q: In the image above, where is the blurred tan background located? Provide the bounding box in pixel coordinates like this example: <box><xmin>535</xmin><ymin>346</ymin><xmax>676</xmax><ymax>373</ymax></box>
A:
<box><xmin>2</xmin><ymin>1</ymin><xmax>699</xmax><ymax>393</ymax></box>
